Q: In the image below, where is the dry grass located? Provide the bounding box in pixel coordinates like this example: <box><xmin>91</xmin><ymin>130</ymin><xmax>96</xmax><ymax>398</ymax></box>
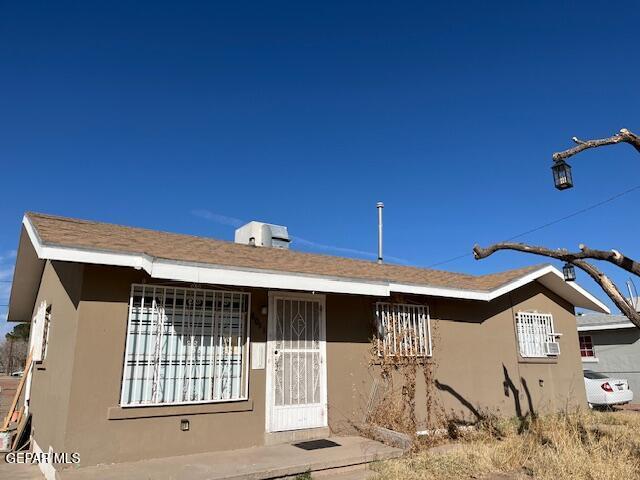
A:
<box><xmin>373</xmin><ymin>410</ymin><xmax>640</xmax><ymax>480</ymax></box>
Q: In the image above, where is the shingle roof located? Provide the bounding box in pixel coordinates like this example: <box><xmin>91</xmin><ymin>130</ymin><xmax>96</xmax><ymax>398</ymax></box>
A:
<box><xmin>26</xmin><ymin>212</ymin><xmax>546</xmax><ymax>292</ymax></box>
<box><xmin>576</xmin><ymin>313</ymin><xmax>633</xmax><ymax>329</ymax></box>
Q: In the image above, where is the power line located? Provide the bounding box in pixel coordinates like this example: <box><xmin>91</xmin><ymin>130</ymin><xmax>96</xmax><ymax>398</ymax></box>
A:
<box><xmin>427</xmin><ymin>184</ymin><xmax>640</xmax><ymax>268</ymax></box>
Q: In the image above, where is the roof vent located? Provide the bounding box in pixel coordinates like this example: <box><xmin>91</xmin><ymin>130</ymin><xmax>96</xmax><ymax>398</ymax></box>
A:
<box><xmin>234</xmin><ymin>221</ymin><xmax>290</xmax><ymax>249</ymax></box>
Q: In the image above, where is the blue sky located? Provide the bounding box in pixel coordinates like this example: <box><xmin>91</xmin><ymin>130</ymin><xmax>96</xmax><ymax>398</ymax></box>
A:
<box><xmin>1</xmin><ymin>2</ymin><xmax>639</xmax><ymax>335</ymax></box>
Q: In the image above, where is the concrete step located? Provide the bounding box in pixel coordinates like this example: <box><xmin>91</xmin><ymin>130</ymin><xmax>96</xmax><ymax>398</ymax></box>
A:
<box><xmin>59</xmin><ymin>436</ymin><xmax>402</xmax><ymax>480</ymax></box>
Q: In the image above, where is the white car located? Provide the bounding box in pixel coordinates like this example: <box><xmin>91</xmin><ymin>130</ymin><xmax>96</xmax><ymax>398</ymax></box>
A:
<box><xmin>584</xmin><ymin>370</ymin><xmax>633</xmax><ymax>408</ymax></box>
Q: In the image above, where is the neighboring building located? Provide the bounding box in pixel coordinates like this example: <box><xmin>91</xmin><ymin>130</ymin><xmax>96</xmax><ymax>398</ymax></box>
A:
<box><xmin>8</xmin><ymin>212</ymin><xmax>608</xmax><ymax>476</ymax></box>
<box><xmin>577</xmin><ymin>310</ymin><xmax>640</xmax><ymax>395</ymax></box>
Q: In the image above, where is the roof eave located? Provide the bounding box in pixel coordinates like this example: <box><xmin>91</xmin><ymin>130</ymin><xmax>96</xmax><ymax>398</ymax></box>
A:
<box><xmin>577</xmin><ymin>322</ymin><xmax>635</xmax><ymax>332</ymax></box>
<box><xmin>21</xmin><ymin>215</ymin><xmax>611</xmax><ymax>311</ymax></box>
<box><xmin>8</xmin><ymin>224</ymin><xmax>46</xmax><ymax>322</ymax></box>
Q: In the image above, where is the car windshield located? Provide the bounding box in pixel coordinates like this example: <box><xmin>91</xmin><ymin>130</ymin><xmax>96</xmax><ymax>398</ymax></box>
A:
<box><xmin>584</xmin><ymin>370</ymin><xmax>609</xmax><ymax>380</ymax></box>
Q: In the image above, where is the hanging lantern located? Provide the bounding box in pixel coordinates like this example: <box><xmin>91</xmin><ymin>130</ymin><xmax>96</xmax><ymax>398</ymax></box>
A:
<box><xmin>563</xmin><ymin>262</ymin><xmax>576</xmax><ymax>282</ymax></box>
<box><xmin>551</xmin><ymin>159</ymin><xmax>573</xmax><ymax>190</ymax></box>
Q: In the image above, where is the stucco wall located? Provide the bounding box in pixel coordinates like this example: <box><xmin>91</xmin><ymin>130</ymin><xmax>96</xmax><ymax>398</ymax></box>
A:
<box><xmin>30</xmin><ymin>264</ymin><xmax>586</xmax><ymax>468</ymax></box>
<box><xmin>63</xmin><ymin>266</ymin><xmax>269</xmax><ymax>467</ymax></box>
<box><xmin>582</xmin><ymin>329</ymin><xmax>640</xmax><ymax>395</ymax></box>
<box><xmin>325</xmin><ymin>283</ymin><xmax>586</xmax><ymax>432</ymax></box>
<box><xmin>29</xmin><ymin>260</ymin><xmax>84</xmax><ymax>456</ymax></box>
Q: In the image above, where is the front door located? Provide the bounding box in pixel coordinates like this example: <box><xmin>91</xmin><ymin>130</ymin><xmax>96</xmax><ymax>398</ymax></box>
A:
<box><xmin>266</xmin><ymin>292</ymin><xmax>327</xmax><ymax>432</ymax></box>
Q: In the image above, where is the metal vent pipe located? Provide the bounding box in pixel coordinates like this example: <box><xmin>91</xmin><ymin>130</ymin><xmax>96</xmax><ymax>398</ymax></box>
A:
<box><xmin>376</xmin><ymin>202</ymin><xmax>384</xmax><ymax>264</ymax></box>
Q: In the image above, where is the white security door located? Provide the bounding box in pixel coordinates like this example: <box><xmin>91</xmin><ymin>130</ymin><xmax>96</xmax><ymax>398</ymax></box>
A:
<box><xmin>266</xmin><ymin>292</ymin><xmax>327</xmax><ymax>432</ymax></box>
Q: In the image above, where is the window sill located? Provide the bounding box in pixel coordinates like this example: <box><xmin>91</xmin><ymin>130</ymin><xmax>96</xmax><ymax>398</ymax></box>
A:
<box><xmin>581</xmin><ymin>357</ymin><xmax>599</xmax><ymax>363</ymax></box>
<box><xmin>107</xmin><ymin>399</ymin><xmax>254</xmax><ymax>420</ymax></box>
<box><xmin>518</xmin><ymin>356</ymin><xmax>558</xmax><ymax>365</ymax></box>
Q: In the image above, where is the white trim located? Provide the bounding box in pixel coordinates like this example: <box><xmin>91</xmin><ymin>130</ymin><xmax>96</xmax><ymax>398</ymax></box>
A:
<box><xmin>23</xmin><ymin>215</ymin><xmax>610</xmax><ymax>312</ymax></box>
<box><xmin>577</xmin><ymin>322</ymin><xmax>635</xmax><ymax>332</ymax></box>
<box><xmin>24</xmin><ymin>216</ymin><xmax>388</xmax><ymax>297</ymax></box>
<box><xmin>23</xmin><ymin>216</ymin><xmax>153</xmax><ymax>271</ymax></box>
<box><xmin>388</xmin><ymin>282</ymin><xmax>488</xmax><ymax>300</ymax></box>
<box><xmin>390</xmin><ymin>265</ymin><xmax>610</xmax><ymax>314</ymax></box>
<box><xmin>151</xmin><ymin>260</ymin><xmax>390</xmax><ymax>296</ymax></box>
<box><xmin>32</xmin><ymin>440</ymin><xmax>57</xmax><ymax>480</ymax></box>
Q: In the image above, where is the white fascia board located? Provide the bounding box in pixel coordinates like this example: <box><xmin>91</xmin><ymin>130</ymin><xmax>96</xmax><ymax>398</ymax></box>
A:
<box><xmin>149</xmin><ymin>260</ymin><xmax>390</xmax><ymax>296</ymax></box>
<box><xmin>24</xmin><ymin>216</ymin><xmax>389</xmax><ymax>297</ymax></box>
<box><xmin>566</xmin><ymin>282</ymin><xmax>611</xmax><ymax>314</ymax></box>
<box><xmin>535</xmin><ymin>267</ymin><xmax>610</xmax><ymax>313</ymax></box>
<box><xmin>488</xmin><ymin>265</ymin><xmax>557</xmax><ymax>301</ymax></box>
<box><xmin>389</xmin><ymin>267</ymin><xmax>560</xmax><ymax>302</ymax></box>
<box><xmin>390</xmin><ymin>265</ymin><xmax>610</xmax><ymax>314</ymax></box>
<box><xmin>577</xmin><ymin>322</ymin><xmax>635</xmax><ymax>332</ymax></box>
<box><xmin>388</xmin><ymin>282</ymin><xmax>489</xmax><ymax>301</ymax></box>
<box><xmin>390</xmin><ymin>267</ymin><xmax>558</xmax><ymax>302</ymax></box>
<box><xmin>22</xmin><ymin>215</ymin><xmax>609</xmax><ymax>308</ymax></box>
<box><xmin>23</xmin><ymin>216</ymin><xmax>153</xmax><ymax>271</ymax></box>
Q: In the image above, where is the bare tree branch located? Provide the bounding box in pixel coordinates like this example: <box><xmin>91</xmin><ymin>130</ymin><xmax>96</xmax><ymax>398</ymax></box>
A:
<box><xmin>552</xmin><ymin>128</ymin><xmax>640</xmax><ymax>162</ymax></box>
<box><xmin>473</xmin><ymin>242</ymin><xmax>640</xmax><ymax>277</ymax></box>
<box><xmin>473</xmin><ymin>242</ymin><xmax>640</xmax><ymax>327</ymax></box>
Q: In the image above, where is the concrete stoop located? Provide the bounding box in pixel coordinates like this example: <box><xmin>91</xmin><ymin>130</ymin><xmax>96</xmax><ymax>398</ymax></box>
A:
<box><xmin>58</xmin><ymin>436</ymin><xmax>402</xmax><ymax>480</ymax></box>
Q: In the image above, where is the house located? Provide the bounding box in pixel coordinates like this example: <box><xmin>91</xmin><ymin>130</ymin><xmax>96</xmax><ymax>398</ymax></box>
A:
<box><xmin>577</xmin><ymin>307</ymin><xmax>640</xmax><ymax>395</ymax></box>
<box><xmin>7</xmin><ymin>212</ymin><xmax>608</xmax><ymax>476</ymax></box>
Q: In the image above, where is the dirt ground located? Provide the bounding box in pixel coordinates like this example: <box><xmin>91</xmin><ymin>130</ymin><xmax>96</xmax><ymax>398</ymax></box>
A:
<box><xmin>617</xmin><ymin>403</ymin><xmax>640</xmax><ymax>413</ymax></box>
<box><xmin>0</xmin><ymin>375</ymin><xmax>20</xmax><ymax>422</ymax></box>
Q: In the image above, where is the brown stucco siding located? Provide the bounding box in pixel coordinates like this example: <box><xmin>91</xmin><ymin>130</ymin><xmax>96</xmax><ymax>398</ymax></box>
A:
<box><xmin>63</xmin><ymin>266</ymin><xmax>270</xmax><ymax>467</ymax></box>
<box><xmin>323</xmin><ymin>284</ymin><xmax>586</xmax><ymax>431</ymax></box>
<box><xmin>325</xmin><ymin>294</ymin><xmax>377</xmax><ymax>433</ymax></box>
<box><xmin>29</xmin><ymin>260</ymin><xmax>84</xmax><ymax>455</ymax></box>
<box><xmin>425</xmin><ymin>283</ymin><xmax>585</xmax><ymax>422</ymax></box>
<box><xmin>510</xmin><ymin>285</ymin><xmax>587</xmax><ymax>413</ymax></box>
<box><xmin>31</xmin><ymin>264</ymin><xmax>586</xmax><ymax>468</ymax></box>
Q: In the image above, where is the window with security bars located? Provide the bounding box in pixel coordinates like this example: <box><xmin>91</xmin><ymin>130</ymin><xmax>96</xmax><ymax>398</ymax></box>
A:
<box><xmin>120</xmin><ymin>284</ymin><xmax>250</xmax><ymax>406</ymax></box>
<box><xmin>579</xmin><ymin>334</ymin><xmax>595</xmax><ymax>358</ymax></box>
<box><xmin>515</xmin><ymin>312</ymin><xmax>560</xmax><ymax>358</ymax></box>
<box><xmin>375</xmin><ymin>303</ymin><xmax>432</xmax><ymax>357</ymax></box>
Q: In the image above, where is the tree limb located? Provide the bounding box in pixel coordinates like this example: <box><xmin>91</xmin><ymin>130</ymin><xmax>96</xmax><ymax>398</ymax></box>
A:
<box><xmin>552</xmin><ymin>128</ymin><xmax>640</xmax><ymax>162</ymax></box>
<box><xmin>473</xmin><ymin>242</ymin><xmax>640</xmax><ymax>327</ymax></box>
<box><xmin>474</xmin><ymin>242</ymin><xmax>640</xmax><ymax>277</ymax></box>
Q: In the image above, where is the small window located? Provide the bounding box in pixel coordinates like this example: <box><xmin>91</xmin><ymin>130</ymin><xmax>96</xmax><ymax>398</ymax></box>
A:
<box><xmin>120</xmin><ymin>285</ymin><xmax>250</xmax><ymax>406</ymax></box>
<box><xmin>375</xmin><ymin>302</ymin><xmax>432</xmax><ymax>357</ymax></box>
<box><xmin>579</xmin><ymin>334</ymin><xmax>595</xmax><ymax>358</ymax></box>
<box><xmin>515</xmin><ymin>312</ymin><xmax>560</xmax><ymax>358</ymax></box>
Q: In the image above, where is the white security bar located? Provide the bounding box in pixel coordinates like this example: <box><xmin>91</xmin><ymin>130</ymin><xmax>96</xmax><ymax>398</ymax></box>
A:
<box><xmin>120</xmin><ymin>284</ymin><xmax>250</xmax><ymax>406</ymax></box>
